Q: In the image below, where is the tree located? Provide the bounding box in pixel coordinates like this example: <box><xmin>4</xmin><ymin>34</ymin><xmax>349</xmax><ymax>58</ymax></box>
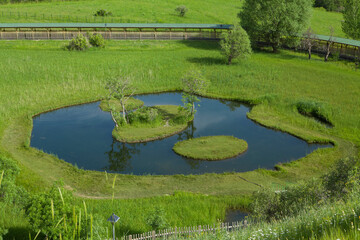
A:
<box><xmin>324</xmin><ymin>26</ymin><xmax>336</xmax><ymax>62</ymax></box>
<box><xmin>342</xmin><ymin>0</ymin><xmax>360</xmax><ymax>39</ymax></box>
<box><xmin>175</xmin><ymin>5</ymin><xmax>188</xmax><ymax>17</ymax></box>
<box><xmin>181</xmin><ymin>69</ymin><xmax>209</xmax><ymax>116</ymax></box>
<box><xmin>105</xmin><ymin>76</ymin><xmax>135</xmax><ymax>127</ymax></box>
<box><xmin>302</xmin><ymin>27</ymin><xmax>318</xmax><ymax>60</ymax></box>
<box><xmin>238</xmin><ymin>0</ymin><xmax>313</xmax><ymax>52</ymax></box>
<box><xmin>220</xmin><ymin>25</ymin><xmax>252</xmax><ymax>65</ymax></box>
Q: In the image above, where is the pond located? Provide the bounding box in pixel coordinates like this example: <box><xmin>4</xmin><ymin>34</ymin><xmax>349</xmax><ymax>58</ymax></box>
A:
<box><xmin>31</xmin><ymin>92</ymin><xmax>331</xmax><ymax>175</ymax></box>
<box><xmin>224</xmin><ymin>209</ymin><xmax>248</xmax><ymax>223</ymax></box>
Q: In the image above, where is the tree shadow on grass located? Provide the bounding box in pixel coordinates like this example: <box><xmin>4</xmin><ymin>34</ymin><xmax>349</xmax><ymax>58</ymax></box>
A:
<box><xmin>187</xmin><ymin>57</ymin><xmax>225</xmax><ymax>66</ymax></box>
<box><xmin>5</xmin><ymin>227</ymin><xmax>33</xmax><ymax>240</ymax></box>
<box><xmin>180</xmin><ymin>40</ymin><xmax>221</xmax><ymax>50</ymax></box>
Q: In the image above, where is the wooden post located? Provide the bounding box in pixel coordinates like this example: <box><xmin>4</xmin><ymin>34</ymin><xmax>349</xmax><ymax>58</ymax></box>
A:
<box><xmin>169</xmin><ymin>28</ymin><xmax>172</xmax><ymax>40</ymax></box>
<box><xmin>16</xmin><ymin>28</ymin><xmax>18</xmax><ymax>40</ymax></box>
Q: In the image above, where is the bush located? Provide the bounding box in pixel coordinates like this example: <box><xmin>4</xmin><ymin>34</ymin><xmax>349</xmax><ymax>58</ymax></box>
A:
<box><xmin>0</xmin><ymin>155</ymin><xmax>28</xmax><ymax>205</ymax></box>
<box><xmin>89</xmin><ymin>33</ymin><xmax>105</xmax><ymax>48</ymax></box>
<box><xmin>251</xmin><ymin>179</ymin><xmax>326</xmax><ymax>221</ymax></box>
<box><xmin>128</xmin><ymin>107</ymin><xmax>161</xmax><ymax>125</ymax></box>
<box><xmin>146</xmin><ymin>207</ymin><xmax>168</xmax><ymax>230</ymax></box>
<box><xmin>175</xmin><ymin>5</ymin><xmax>188</xmax><ymax>17</ymax></box>
<box><xmin>66</xmin><ymin>34</ymin><xmax>90</xmax><ymax>51</ymax></box>
<box><xmin>94</xmin><ymin>9</ymin><xmax>112</xmax><ymax>17</ymax></box>
<box><xmin>322</xmin><ymin>158</ymin><xmax>359</xmax><ymax>199</ymax></box>
<box><xmin>25</xmin><ymin>183</ymin><xmax>95</xmax><ymax>240</ymax></box>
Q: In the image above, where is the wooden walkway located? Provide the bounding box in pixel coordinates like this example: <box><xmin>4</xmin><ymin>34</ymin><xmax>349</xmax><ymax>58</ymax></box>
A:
<box><xmin>0</xmin><ymin>23</ymin><xmax>230</xmax><ymax>40</ymax></box>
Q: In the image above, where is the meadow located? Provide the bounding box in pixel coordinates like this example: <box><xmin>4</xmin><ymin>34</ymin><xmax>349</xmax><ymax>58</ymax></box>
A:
<box><xmin>0</xmin><ymin>38</ymin><xmax>359</xmax><ymax>238</ymax></box>
<box><xmin>0</xmin><ymin>0</ymin><xmax>345</xmax><ymax>37</ymax></box>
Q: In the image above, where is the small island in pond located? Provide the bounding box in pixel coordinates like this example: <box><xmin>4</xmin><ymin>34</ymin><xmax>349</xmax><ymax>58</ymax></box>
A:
<box><xmin>173</xmin><ymin>136</ymin><xmax>248</xmax><ymax>161</ymax></box>
<box><xmin>111</xmin><ymin>104</ymin><xmax>192</xmax><ymax>143</ymax></box>
<box><xmin>102</xmin><ymin>74</ymin><xmax>206</xmax><ymax>143</ymax></box>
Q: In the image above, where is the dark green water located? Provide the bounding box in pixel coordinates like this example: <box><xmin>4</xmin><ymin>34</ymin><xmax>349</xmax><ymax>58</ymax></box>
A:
<box><xmin>31</xmin><ymin>92</ymin><xmax>330</xmax><ymax>175</ymax></box>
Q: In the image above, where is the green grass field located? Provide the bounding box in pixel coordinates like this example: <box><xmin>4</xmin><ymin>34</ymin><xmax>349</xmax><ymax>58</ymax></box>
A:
<box><xmin>0</xmin><ymin>39</ymin><xmax>359</xmax><ymax>238</ymax></box>
<box><xmin>0</xmin><ymin>0</ymin><xmax>345</xmax><ymax>37</ymax></box>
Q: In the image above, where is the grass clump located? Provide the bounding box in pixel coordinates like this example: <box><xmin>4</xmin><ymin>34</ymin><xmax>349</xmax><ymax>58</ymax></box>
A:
<box><xmin>173</xmin><ymin>136</ymin><xmax>248</xmax><ymax>160</ymax></box>
<box><xmin>296</xmin><ymin>100</ymin><xmax>333</xmax><ymax>126</ymax></box>
<box><xmin>112</xmin><ymin>105</ymin><xmax>192</xmax><ymax>143</ymax></box>
<box><xmin>93</xmin><ymin>9</ymin><xmax>112</xmax><ymax>17</ymax></box>
<box><xmin>175</xmin><ymin>5</ymin><xmax>188</xmax><ymax>17</ymax></box>
<box><xmin>99</xmin><ymin>98</ymin><xmax>143</xmax><ymax>112</ymax></box>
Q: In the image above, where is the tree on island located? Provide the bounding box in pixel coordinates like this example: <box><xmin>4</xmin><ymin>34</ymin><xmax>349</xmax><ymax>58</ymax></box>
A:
<box><xmin>181</xmin><ymin>69</ymin><xmax>209</xmax><ymax>116</ymax></box>
<box><xmin>342</xmin><ymin>0</ymin><xmax>360</xmax><ymax>40</ymax></box>
<box><xmin>220</xmin><ymin>24</ymin><xmax>252</xmax><ymax>65</ymax></box>
<box><xmin>238</xmin><ymin>0</ymin><xmax>313</xmax><ymax>52</ymax></box>
<box><xmin>105</xmin><ymin>76</ymin><xmax>135</xmax><ymax>127</ymax></box>
<box><xmin>302</xmin><ymin>27</ymin><xmax>318</xmax><ymax>60</ymax></box>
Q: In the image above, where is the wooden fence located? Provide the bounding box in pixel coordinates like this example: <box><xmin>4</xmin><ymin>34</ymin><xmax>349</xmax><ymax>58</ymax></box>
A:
<box><xmin>121</xmin><ymin>221</ymin><xmax>248</xmax><ymax>240</ymax></box>
<box><xmin>0</xmin><ymin>30</ymin><xmax>221</xmax><ymax>40</ymax></box>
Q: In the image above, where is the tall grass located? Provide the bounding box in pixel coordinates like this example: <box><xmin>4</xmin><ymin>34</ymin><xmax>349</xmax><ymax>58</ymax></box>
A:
<box><xmin>169</xmin><ymin>191</ymin><xmax>360</xmax><ymax>240</ymax></box>
<box><xmin>81</xmin><ymin>191</ymin><xmax>250</xmax><ymax>236</ymax></box>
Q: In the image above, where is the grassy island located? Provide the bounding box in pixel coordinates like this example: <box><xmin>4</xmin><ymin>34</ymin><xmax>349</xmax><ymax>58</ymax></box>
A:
<box><xmin>112</xmin><ymin>105</ymin><xmax>192</xmax><ymax>143</ymax></box>
<box><xmin>173</xmin><ymin>136</ymin><xmax>248</xmax><ymax>160</ymax></box>
<box><xmin>99</xmin><ymin>98</ymin><xmax>144</xmax><ymax>112</ymax></box>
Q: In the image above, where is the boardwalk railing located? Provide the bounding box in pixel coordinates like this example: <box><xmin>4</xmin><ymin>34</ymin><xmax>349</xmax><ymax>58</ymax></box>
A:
<box><xmin>0</xmin><ymin>23</ymin><xmax>230</xmax><ymax>40</ymax></box>
<box><xmin>122</xmin><ymin>221</ymin><xmax>248</xmax><ymax>240</ymax></box>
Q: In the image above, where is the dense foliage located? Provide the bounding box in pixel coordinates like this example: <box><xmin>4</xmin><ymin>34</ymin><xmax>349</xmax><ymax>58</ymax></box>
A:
<box><xmin>25</xmin><ymin>184</ymin><xmax>106</xmax><ymax>239</ymax></box>
<box><xmin>251</xmin><ymin>158</ymin><xmax>359</xmax><ymax>221</ymax></box>
<box><xmin>314</xmin><ymin>0</ymin><xmax>344</xmax><ymax>12</ymax></box>
<box><xmin>127</xmin><ymin>107</ymin><xmax>161</xmax><ymax>125</ymax></box>
<box><xmin>66</xmin><ymin>34</ymin><xmax>90</xmax><ymax>51</ymax></box>
<box><xmin>342</xmin><ymin>0</ymin><xmax>360</xmax><ymax>40</ymax></box>
<box><xmin>239</xmin><ymin>0</ymin><xmax>313</xmax><ymax>52</ymax></box>
<box><xmin>89</xmin><ymin>33</ymin><xmax>105</xmax><ymax>48</ymax></box>
<box><xmin>220</xmin><ymin>24</ymin><xmax>252</xmax><ymax>65</ymax></box>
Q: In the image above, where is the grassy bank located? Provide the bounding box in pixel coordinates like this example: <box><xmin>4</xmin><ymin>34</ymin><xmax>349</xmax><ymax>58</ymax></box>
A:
<box><xmin>0</xmin><ymin>0</ymin><xmax>345</xmax><ymax>37</ymax></box>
